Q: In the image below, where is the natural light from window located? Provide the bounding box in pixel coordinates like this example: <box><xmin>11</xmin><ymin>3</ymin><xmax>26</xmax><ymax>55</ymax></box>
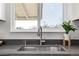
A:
<box><xmin>15</xmin><ymin>3</ymin><xmax>63</xmax><ymax>31</ymax></box>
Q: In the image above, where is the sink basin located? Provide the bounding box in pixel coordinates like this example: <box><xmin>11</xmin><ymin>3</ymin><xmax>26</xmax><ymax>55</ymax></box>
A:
<box><xmin>17</xmin><ymin>45</ymin><xmax>70</xmax><ymax>55</ymax></box>
<box><xmin>18</xmin><ymin>45</ymin><xmax>67</xmax><ymax>51</ymax></box>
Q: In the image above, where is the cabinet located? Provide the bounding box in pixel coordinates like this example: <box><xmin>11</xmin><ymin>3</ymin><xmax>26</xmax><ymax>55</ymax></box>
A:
<box><xmin>0</xmin><ymin>3</ymin><xmax>5</xmax><ymax>21</ymax></box>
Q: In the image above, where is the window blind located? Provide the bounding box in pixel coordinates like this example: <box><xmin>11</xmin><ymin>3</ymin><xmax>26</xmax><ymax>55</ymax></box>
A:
<box><xmin>15</xmin><ymin>3</ymin><xmax>38</xmax><ymax>20</ymax></box>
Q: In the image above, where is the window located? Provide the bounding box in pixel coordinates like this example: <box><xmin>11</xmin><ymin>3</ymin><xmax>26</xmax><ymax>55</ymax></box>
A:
<box><xmin>41</xmin><ymin>3</ymin><xmax>63</xmax><ymax>32</ymax></box>
<box><xmin>15</xmin><ymin>3</ymin><xmax>38</xmax><ymax>31</ymax></box>
<box><xmin>11</xmin><ymin>3</ymin><xmax>41</xmax><ymax>32</ymax></box>
<box><xmin>11</xmin><ymin>3</ymin><xmax>63</xmax><ymax>32</ymax></box>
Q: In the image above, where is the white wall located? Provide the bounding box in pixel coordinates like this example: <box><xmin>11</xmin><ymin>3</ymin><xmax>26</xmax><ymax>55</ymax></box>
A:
<box><xmin>0</xmin><ymin>3</ymin><xmax>79</xmax><ymax>40</ymax></box>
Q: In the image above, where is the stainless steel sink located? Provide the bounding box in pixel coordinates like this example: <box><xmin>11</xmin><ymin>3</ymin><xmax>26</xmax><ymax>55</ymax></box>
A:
<box><xmin>18</xmin><ymin>45</ymin><xmax>67</xmax><ymax>52</ymax></box>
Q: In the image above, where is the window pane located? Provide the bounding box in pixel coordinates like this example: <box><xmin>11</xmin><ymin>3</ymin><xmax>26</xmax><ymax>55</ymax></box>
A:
<box><xmin>15</xmin><ymin>20</ymin><xmax>37</xmax><ymax>30</ymax></box>
<box><xmin>15</xmin><ymin>3</ymin><xmax>38</xmax><ymax>30</ymax></box>
<box><xmin>41</xmin><ymin>3</ymin><xmax>63</xmax><ymax>28</ymax></box>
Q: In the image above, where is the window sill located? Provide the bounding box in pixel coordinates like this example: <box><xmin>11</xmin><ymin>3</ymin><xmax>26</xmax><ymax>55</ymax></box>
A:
<box><xmin>10</xmin><ymin>29</ymin><xmax>65</xmax><ymax>33</ymax></box>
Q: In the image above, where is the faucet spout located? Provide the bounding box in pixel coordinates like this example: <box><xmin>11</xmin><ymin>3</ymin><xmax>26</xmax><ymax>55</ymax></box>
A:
<box><xmin>37</xmin><ymin>26</ymin><xmax>42</xmax><ymax>38</ymax></box>
<box><xmin>37</xmin><ymin>26</ymin><xmax>42</xmax><ymax>45</ymax></box>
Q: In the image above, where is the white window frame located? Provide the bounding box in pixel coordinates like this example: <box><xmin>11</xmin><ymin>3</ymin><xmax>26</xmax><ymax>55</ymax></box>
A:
<box><xmin>10</xmin><ymin>3</ymin><xmax>42</xmax><ymax>32</ymax></box>
<box><xmin>10</xmin><ymin>3</ymin><xmax>65</xmax><ymax>32</ymax></box>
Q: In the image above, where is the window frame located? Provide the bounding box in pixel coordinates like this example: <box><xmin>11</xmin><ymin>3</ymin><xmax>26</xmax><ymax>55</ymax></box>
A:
<box><xmin>10</xmin><ymin>3</ymin><xmax>42</xmax><ymax>32</ymax></box>
<box><xmin>10</xmin><ymin>3</ymin><xmax>64</xmax><ymax>32</ymax></box>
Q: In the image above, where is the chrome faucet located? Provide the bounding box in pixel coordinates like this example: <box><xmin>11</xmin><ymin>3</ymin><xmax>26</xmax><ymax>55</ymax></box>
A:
<box><xmin>37</xmin><ymin>26</ymin><xmax>42</xmax><ymax>45</ymax></box>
